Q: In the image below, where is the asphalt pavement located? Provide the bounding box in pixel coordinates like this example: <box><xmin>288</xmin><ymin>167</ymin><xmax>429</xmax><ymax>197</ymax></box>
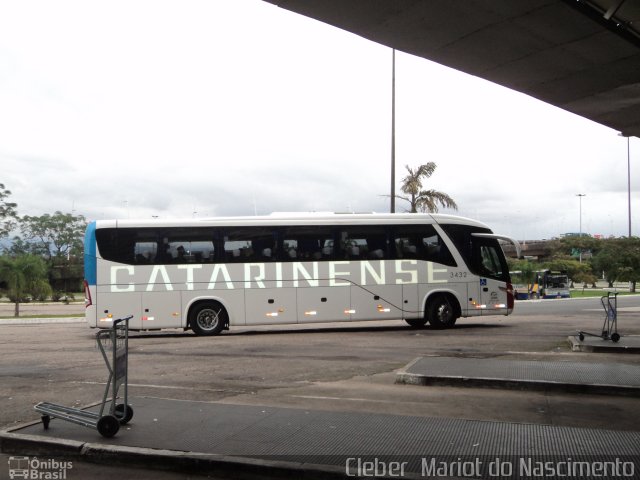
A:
<box><xmin>1</xmin><ymin>298</ymin><xmax>640</xmax><ymax>479</ymax></box>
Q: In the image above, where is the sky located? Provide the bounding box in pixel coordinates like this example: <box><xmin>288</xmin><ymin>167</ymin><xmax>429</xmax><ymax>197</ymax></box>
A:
<box><xmin>0</xmin><ymin>0</ymin><xmax>638</xmax><ymax>241</ymax></box>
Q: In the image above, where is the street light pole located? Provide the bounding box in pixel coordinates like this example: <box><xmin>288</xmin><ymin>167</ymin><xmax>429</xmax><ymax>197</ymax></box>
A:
<box><xmin>576</xmin><ymin>193</ymin><xmax>586</xmax><ymax>262</ymax></box>
<box><xmin>390</xmin><ymin>48</ymin><xmax>396</xmax><ymax>214</ymax></box>
<box><xmin>626</xmin><ymin>135</ymin><xmax>631</xmax><ymax>238</ymax></box>
<box><xmin>618</xmin><ymin>133</ymin><xmax>632</xmax><ymax>238</ymax></box>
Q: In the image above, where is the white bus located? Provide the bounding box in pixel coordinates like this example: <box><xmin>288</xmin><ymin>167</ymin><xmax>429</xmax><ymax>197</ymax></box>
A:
<box><xmin>84</xmin><ymin>213</ymin><xmax>518</xmax><ymax>336</ymax></box>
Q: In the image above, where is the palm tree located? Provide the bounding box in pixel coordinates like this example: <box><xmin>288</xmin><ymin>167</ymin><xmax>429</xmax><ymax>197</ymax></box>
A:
<box><xmin>0</xmin><ymin>255</ymin><xmax>48</xmax><ymax>316</ymax></box>
<box><xmin>396</xmin><ymin>163</ymin><xmax>458</xmax><ymax>213</ymax></box>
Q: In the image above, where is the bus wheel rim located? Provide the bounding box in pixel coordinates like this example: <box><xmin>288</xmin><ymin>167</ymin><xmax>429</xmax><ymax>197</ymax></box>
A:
<box><xmin>197</xmin><ymin>308</ymin><xmax>220</xmax><ymax>331</ymax></box>
<box><xmin>437</xmin><ymin>304</ymin><xmax>453</xmax><ymax>324</ymax></box>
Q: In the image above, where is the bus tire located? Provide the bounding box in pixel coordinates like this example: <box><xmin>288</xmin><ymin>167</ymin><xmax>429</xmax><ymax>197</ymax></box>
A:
<box><xmin>426</xmin><ymin>294</ymin><xmax>458</xmax><ymax>329</ymax></box>
<box><xmin>405</xmin><ymin>318</ymin><xmax>427</xmax><ymax>328</ymax></box>
<box><xmin>189</xmin><ymin>302</ymin><xmax>227</xmax><ymax>336</ymax></box>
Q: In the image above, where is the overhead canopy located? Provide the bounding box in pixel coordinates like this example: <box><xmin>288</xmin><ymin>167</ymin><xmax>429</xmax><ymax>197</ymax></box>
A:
<box><xmin>264</xmin><ymin>0</ymin><xmax>640</xmax><ymax>138</ymax></box>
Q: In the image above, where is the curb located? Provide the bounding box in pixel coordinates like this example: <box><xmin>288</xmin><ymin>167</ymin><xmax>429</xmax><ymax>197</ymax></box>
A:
<box><xmin>567</xmin><ymin>335</ymin><xmax>640</xmax><ymax>354</ymax></box>
<box><xmin>395</xmin><ymin>356</ymin><xmax>640</xmax><ymax>397</ymax></box>
<box><xmin>395</xmin><ymin>370</ymin><xmax>640</xmax><ymax>397</ymax></box>
<box><xmin>0</xmin><ymin>429</ymin><xmax>362</xmax><ymax>480</ymax></box>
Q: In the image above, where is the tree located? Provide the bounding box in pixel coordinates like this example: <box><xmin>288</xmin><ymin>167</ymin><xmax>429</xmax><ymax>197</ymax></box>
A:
<box><xmin>20</xmin><ymin>211</ymin><xmax>87</xmax><ymax>262</ymax></box>
<box><xmin>558</xmin><ymin>235</ymin><xmax>601</xmax><ymax>262</ymax></box>
<box><xmin>507</xmin><ymin>258</ymin><xmax>537</xmax><ymax>298</ymax></box>
<box><xmin>591</xmin><ymin>240</ymin><xmax>625</xmax><ymax>288</ymax></box>
<box><xmin>592</xmin><ymin>237</ymin><xmax>640</xmax><ymax>292</ymax></box>
<box><xmin>396</xmin><ymin>163</ymin><xmax>458</xmax><ymax>213</ymax></box>
<box><xmin>0</xmin><ymin>183</ymin><xmax>18</xmax><ymax>241</ymax></box>
<box><xmin>3</xmin><ymin>236</ymin><xmax>39</xmax><ymax>257</ymax></box>
<box><xmin>0</xmin><ymin>255</ymin><xmax>48</xmax><ymax>316</ymax></box>
<box><xmin>544</xmin><ymin>257</ymin><xmax>596</xmax><ymax>288</ymax></box>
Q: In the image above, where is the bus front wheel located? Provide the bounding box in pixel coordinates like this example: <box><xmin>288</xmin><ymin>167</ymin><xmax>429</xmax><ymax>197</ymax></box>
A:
<box><xmin>427</xmin><ymin>294</ymin><xmax>458</xmax><ymax>329</ymax></box>
<box><xmin>190</xmin><ymin>302</ymin><xmax>227</xmax><ymax>336</ymax></box>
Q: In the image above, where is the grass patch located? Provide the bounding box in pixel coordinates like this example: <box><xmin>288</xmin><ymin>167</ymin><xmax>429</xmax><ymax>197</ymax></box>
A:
<box><xmin>0</xmin><ymin>314</ymin><xmax>84</xmax><ymax>320</ymax></box>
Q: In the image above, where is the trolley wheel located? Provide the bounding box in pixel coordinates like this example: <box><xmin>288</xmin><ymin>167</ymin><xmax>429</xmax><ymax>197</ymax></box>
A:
<box><xmin>97</xmin><ymin>415</ymin><xmax>120</xmax><ymax>438</ymax></box>
<box><xmin>41</xmin><ymin>415</ymin><xmax>50</xmax><ymax>430</ymax></box>
<box><xmin>114</xmin><ymin>403</ymin><xmax>134</xmax><ymax>424</ymax></box>
<box><xmin>578</xmin><ymin>333</ymin><xmax>585</xmax><ymax>341</ymax></box>
<box><xmin>611</xmin><ymin>333</ymin><xmax>621</xmax><ymax>343</ymax></box>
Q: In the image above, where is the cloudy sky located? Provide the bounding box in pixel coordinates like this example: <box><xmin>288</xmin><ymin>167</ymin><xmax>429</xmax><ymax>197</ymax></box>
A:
<box><xmin>1</xmin><ymin>0</ymin><xmax>637</xmax><ymax>240</ymax></box>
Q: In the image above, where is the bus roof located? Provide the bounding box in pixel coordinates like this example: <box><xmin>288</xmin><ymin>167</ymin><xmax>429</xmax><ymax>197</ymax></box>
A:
<box><xmin>92</xmin><ymin>213</ymin><xmax>492</xmax><ymax>230</ymax></box>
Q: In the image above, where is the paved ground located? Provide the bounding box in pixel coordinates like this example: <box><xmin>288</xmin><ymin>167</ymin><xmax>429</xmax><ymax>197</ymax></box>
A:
<box><xmin>1</xmin><ymin>298</ymin><xmax>639</xmax><ymax>479</ymax></box>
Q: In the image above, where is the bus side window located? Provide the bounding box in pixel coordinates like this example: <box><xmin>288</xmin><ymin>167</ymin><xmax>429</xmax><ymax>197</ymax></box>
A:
<box><xmin>224</xmin><ymin>240</ymin><xmax>249</xmax><ymax>262</ymax></box>
<box><xmin>367</xmin><ymin>236</ymin><xmax>386</xmax><ymax>259</ymax></box>
<box><xmin>283</xmin><ymin>239</ymin><xmax>299</xmax><ymax>259</ymax></box>
<box><xmin>422</xmin><ymin>233</ymin><xmax>456</xmax><ymax>267</ymax></box>
<box><xmin>423</xmin><ymin>233</ymin><xmax>456</xmax><ymax>266</ymax></box>
<box><xmin>224</xmin><ymin>228</ymin><xmax>276</xmax><ymax>263</ymax></box>
<box><xmin>280</xmin><ymin>227</ymin><xmax>335</xmax><ymax>261</ymax></box>
<box><xmin>393</xmin><ymin>226</ymin><xmax>456</xmax><ymax>267</ymax></box>
<box><xmin>253</xmin><ymin>238</ymin><xmax>276</xmax><ymax>261</ymax></box>
<box><xmin>342</xmin><ymin>234</ymin><xmax>365</xmax><ymax>259</ymax></box>
<box><xmin>134</xmin><ymin>241</ymin><xmax>157</xmax><ymax>264</ymax></box>
<box><xmin>395</xmin><ymin>237</ymin><xmax>418</xmax><ymax>259</ymax></box>
<box><xmin>339</xmin><ymin>228</ymin><xmax>387</xmax><ymax>260</ymax></box>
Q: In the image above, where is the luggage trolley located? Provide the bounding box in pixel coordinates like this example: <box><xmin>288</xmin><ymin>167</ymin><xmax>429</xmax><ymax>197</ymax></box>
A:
<box><xmin>578</xmin><ymin>293</ymin><xmax>621</xmax><ymax>343</ymax></box>
<box><xmin>35</xmin><ymin>315</ymin><xmax>134</xmax><ymax>438</ymax></box>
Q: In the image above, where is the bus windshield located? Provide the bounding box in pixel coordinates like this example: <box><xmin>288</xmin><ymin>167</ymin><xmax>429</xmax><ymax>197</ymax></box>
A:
<box><xmin>439</xmin><ymin>224</ymin><xmax>510</xmax><ymax>283</ymax></box>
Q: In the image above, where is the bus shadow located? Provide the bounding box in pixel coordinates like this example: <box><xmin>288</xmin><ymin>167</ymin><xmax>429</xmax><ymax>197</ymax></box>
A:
<box><xmin>123</xmin><ymin>322</ymin><xmax>511</xmax><ymax>339</ymax></box>
<box><xmin>145</xmin><ymin>323</ymin><xmax>509</xmax><ymax>338</ymax></box>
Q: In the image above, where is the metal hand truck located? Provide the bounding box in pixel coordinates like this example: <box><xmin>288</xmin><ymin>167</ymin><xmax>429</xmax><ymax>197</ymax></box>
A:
<box><xmin>578</xmin><ymin>293</ymin><xmax>621</xmax><ymax>343</ymax></box>
<box><xmin>34</xmin><ymin>315</ymin><xmax>134</xmax><ymax>438</ymax></box>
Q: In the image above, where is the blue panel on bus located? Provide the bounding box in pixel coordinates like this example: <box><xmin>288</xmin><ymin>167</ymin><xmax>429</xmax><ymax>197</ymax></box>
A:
<box><xmin>84</xmin><ymin>221</ymin><xmax>97</xmax><ymax>285</ymax></box>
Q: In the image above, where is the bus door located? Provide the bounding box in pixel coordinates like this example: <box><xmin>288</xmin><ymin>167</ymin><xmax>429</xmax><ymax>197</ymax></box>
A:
<box><xmin>478</xmin><ymin>277</ymin><xmax>506</xmax><ymax>315</ymax></box>
<box><xmin>473</xmin><ymin>236</ymin><xmax>513</xmax><ymax>315</ymax></box>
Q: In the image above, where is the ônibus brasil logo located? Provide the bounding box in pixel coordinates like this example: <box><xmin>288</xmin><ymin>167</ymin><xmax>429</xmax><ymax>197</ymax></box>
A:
<box><xmin>8</xmin><ymin>456</ymin><xmax>73</xmax><ymax>480</ymax></box>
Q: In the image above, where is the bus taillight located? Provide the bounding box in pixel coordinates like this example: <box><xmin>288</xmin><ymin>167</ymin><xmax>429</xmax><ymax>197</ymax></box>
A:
<box><xmin>506</xmin><ymin>282</ymin><xmax>514</xmax><ymax>310</ymax></box>
<box><xmin>84</xmin><ymin>280</ymin><xmax>92</xmax><ymax>308</ymax></box>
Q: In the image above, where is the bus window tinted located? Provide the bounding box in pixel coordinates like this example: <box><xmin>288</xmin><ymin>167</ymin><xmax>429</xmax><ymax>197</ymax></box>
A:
<box><xmin>163</xmin><ymin>239</ymin><xmax>215</xmax><ymax>263</ymax></box>
<box><xmin>96</xmin><ymin>228</ymin><xmax>135</xmax><ymax>264</ymax></box>
<box><xmin>281</xmin><ymin>226</ymin><xmax>334</xmax><ymax>261</ymax></box>
<box><xmin>134</xmin><ymin>241</ymin><xmax>157</xmax><ymax>264</ymax></box>
<box><xmin>97</xmin><ymin>227</ymin><xmax>217</xmax><ymax>265</ymax></box>
<box><xmin>157</xmin><ymin>228</ymin><xmax>216</xmax><ymax>264</ymax></box>
<box><xmin>224</xmin><ymin>228</ymin><xmax>276</xmax><ymax>262</ymax></box>
<box><xmin>339</xmin><ymin>227</ymin><xmax>388</xmax><ymax>260</ymax></box>
<box><xmin>394</xmin><ymin>225</ymin><xmax>456</xmax><ymax>266</ymax></box>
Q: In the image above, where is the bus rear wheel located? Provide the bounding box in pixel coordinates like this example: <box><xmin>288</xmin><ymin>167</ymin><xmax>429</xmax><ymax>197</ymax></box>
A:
<box><xmin>190</xmin><ymin>302</ymin><xmax>227</xmax><ymax>336</ymax></box>
<box><xmin>427</xmin><ymin>294</ymin><xmax>458</xmax><ymax>329</ymax></box>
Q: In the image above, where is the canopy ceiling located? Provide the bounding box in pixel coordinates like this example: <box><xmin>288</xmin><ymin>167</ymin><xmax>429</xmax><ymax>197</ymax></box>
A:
<box><xmin>264</xmin><ymin>0</ymin><xmax>640</xmax><ymax>137</ymax></box>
